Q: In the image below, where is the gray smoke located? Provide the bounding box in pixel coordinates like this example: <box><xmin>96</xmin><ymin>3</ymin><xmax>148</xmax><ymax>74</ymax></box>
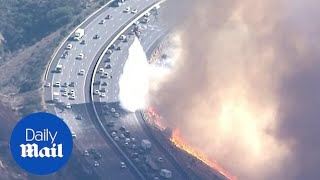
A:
<box><xmin>150</xmin><ymin>0</ymin><xmax>320</xmax><ymax>179</ymax></box>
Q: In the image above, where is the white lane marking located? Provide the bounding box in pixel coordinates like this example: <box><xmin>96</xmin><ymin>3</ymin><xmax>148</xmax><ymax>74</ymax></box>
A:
<box><xmin>89</xmin><ymin>50</ymin><xmax>92</xmax><ymax>53</ymax></box>
<box><xmin>112</xmin><ymin>24</ymin><xmax>115</xmax><ymax>27</ymax></box>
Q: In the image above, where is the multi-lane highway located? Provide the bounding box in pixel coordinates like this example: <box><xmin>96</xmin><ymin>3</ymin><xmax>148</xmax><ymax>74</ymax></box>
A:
<box><xmin>44</xmin><ymin>0</ymin><xmax>163</xmax><ymax>179</ymax></box>
<box><xmin>44</xmin><ymin>0</ymin><xmax>227</xmax><ymax>179</ymax></box>
<box><xmin>89</xmin><ymin>5</ymin><xmax>193</xmax><ymax>179</ymax></box>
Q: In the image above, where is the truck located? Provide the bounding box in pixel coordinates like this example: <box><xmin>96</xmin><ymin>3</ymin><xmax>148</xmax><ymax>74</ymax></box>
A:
<box><xmin>56</xmin><ymin>64</ymin><xmax>63</xmax><ymax>73</ymax></box>
<box><xmin>74</xmin><ymin>28</ymin><xmax>85</xmax><ymax>41</ymax></box>
<box><xmin>141</xmin><ymin>139</ymin><xmax>152</xmax><ymax>150</ymax></box>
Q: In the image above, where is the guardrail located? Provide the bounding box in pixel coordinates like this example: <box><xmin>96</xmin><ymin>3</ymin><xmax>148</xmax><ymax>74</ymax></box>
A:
<box><xmin>43</xmin><ymin>0</ymin><xmax>115</xmax><ymax>80</ymax></box>
<box><xmin>88</xmin><ymin>1</ymin><xmax>166</xmax><ymax>179</ymax></box>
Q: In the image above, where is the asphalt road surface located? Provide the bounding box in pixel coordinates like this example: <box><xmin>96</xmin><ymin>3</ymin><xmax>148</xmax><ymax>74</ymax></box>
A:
<box><xmin>44</xmin><ymin>0</ymin><xmax>161</xmax><ymax>179</ymax></box>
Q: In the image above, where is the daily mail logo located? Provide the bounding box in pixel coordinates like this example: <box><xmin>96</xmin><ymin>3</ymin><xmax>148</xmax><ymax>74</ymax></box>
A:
<box><xmin>20</xmin><ymin>129</ymin><xmax>63</xmax><ymax>158</ymax></box>
<box><xmin>10</xmin><ymin>112</ymin><xmax>73</xmax><ymax>175</ymax></box>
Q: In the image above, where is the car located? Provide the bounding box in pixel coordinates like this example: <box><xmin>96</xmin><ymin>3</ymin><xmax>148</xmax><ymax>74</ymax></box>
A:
<box><xmin>61</xmin><ymin>88</ymin><xmax>68</xmax><ymax>92</ymax></box>
<box><xmin>99</xmin><ymin>19</ymin><xmax>106</xmax><ymax>24</ymax></box>
<box><xmin>75</xmin><ymin>115</ymin><xmax>83</xmax><ymax>120</ymax></box>
<box><xmin>105</xmin><ymin>14</ymin><xmax>112</xmax><ymax>19</ymax></box>
<box><xmin>93</xmin><ymin>153</ymin><xmax>102</xmax><ymax>160</ymax></box>
<box><xmin>124</xmin><ymin>142</ymin><xmax>129</xmax><ymax>146</ymax></box>
<box><xmin>106</xmin><ymin>49</ymin><xmax>113</xmax><ymax>54</ymax></box>
<box><xmin>125</xmin><ymin>138</ymin><xmax>131</xmax><ymax>143</ymax></box>
<box><xmin>131</xmin><ymin>144</ymin><xmax>137</xmax><ymax>149</ymax></box>
<box><xmin>84</xmin><ymin>150</ymin><xmax>89</xmax><ymax>156</ymax></box>
<box><xmin>110</xmin><ymin>108</ymin><xmax>116</xmax><ymax>113</ymax></box>
<box><xmin>109</xmin><ymin>44</ymin><xmax>116</xmax><ymax>49</ymax></box>
<box><xmin>142</xmin><ymin>17</ymin><xmax>150</xmax><ymax>23</ymax></box>
<box><xmin>114</xmin><ymin>136</ymin><xmax>119</xmax><ymax>141</ymax></box>
<box><xmin>102</xmin><ymin>82</ymin><xmax>109</xmax><ymax>86</ymax></box>
<box><xmin>104</xmin><ymin>57</ymin><xmax>111</xmax><ymax>63</ymax></box>
<box><xmin>131</xmin><ymin>152</ymin><xmax>138</xmax><ymax>159</ymax></box>
<box><xmin>53</xmin><ymin>82</ymin><xmax>61</xmax><ymax>87</ymax></box>
<box><xmin>80</xmin><ymin>40</ymin><xmax>86</xmax><ymax>44</ymax></box>
<box><xmin>93</xmin><ymin>34</ymin><xmax>100</xmax><ymax>39</ymax></box>
<box><xmin>63</xmin><ymin>50</ymin><xmax>69</xmax><ymax>55</ymax></box>
<box><xmin>116</xmin><ymin>46</ymin><xmax>121</xmax><ymax>50</ymax></box>
<box><xmin>78</xmin><ymin>69</ymin><xmax>85</xmax><ymax>75</ymax></box>
<box><xmin>144</xmin><ymin>12</ymin><xmax>151</xmax><ymax>17</ymax></box>
<box><xmin>114</xmin><ymin>112</ymin><xmax>120</xmax><ymax>118</ymax></box>
<box><xmin>133</xmin><ymin>21</ymin><xmax>140</xmax><ymax>26</ymax></box>
<box><xmin>93</xmin><ymin>80</ymin><xmax>100</xmax><ymax>85</ymax></box>
<box><xmin>61</xmin><ymin>54</ymin><xmax>67</xmax><ymax>59</ymax></box>
<box><xmin>111</xmin><ymin>132</ymin><xmax>117</xmax><ymax>137</ymax></box>
<box><xmin>107</xmin><ymin>121</ymin><xmax>115</xmax><ymax>127</ymax></box>
<box><xmin>76</xmin><ymin>53</ymin><xmax>84</xmax><ymax>60</ymax></box>
<box><xmin>100</xmin><ymin>93</ymin><xmax>106</xmax><ymax>98</ymax></box>
<box><xmin>120</xmin><ymin>126</ymin><xmax>126</xmax><ymax>131</ymax></box>
<box><xmin>120</xmin><ymin>134</ymin><xmax>125</xmax><ymax>139</ymax></box>
<box><xmin>124</xmin><ymin>130</ymin><xmax>130</xmax><ymax>137</ymax></box>
<box><xmin>124</xmin><ymin>7</ymin><xmax>131</xmax><ymax>13</ymax></box>
<box><xmin>62</xmin><ymin>92</ymin><xmax>68</xmax><ymax>97</ymax></box>
<box><xmin>101</xmin><ymin>72</ymin><xmax>110</xmax><ymax>79</ymax></box>
<box><xmin>94</xmin><ymin>161</ymin><xmax>99</xmax><ymax>167</ymax></box>
<box><xmin>62</xmin><ymin>82</ymin><xmax>68</xmax><ymax>87</ymax></box>
<box><xmin>99</xmin><ymin>68</ymin><xmax>104</xmax><ymax>74</ymax></box>
<box><xmin>105</xmin><ymin>64</ymin><xmax>111</xmax><ymax>69</ymax></box>
<box><xmin>66</xmin><ymin>103</ymin><xmax>72</xmax><ymax>109</ymax></box>
<box><xmin>70</xmin><ymin>89</ymin><xmax>75</xmax><ymax>94</ymax></box>
<box><xmin>157</xmin><ymin>157</ymin><xmax>164</xmax><ymax>163</ymax></box>
<box><xmin>131</xmin><ymin>9</ymin><xmax>138</xmax><ymax>14</ymax></box>
<box><xmin>131</xmin><ymin>137</ymin><xmax>136</xmax><ymax>143</ymax></box>
<box><xmin>66</xmin><ymin>43</ymin><xmax>72</xmax><ymax>50</ymax></box>
<box><xmin>120</xmin><ymin>162</ymin><xmax>126</xmax><ymax>169</ymax></box>
<box><xmin>94</xmin><ymin>90</ymin><xmax>100</xmax><ymax>95</ymax></box>
<box><xmin>44</xmin><ymin>82</ymin><xmax>51</xmax><ymax>87</ymax></box>
<box><xmin>69</xmin><ymin>95</ymin><xmax>76</xmax><ymax>100</ymax></box>
<box><xmin>69</xmin><ymin>82</ymin><xmax>75</xmax><ymax>87</ymax></box>
<box><xmin>119</xmin><ymin>34</ymin><xmax>126</xmax><ymax>40</ymax></box>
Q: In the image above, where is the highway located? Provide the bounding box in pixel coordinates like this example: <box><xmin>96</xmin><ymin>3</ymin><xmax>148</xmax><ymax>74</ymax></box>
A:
<box><xmin>90</xmin><ymin>6</ymin><xmax>190</xmax><ymax>180</ymax></box>
<box><xmin>44</xmin><ymin>0</ymin><xmax>162</xmax><ymax>179</ymax></box>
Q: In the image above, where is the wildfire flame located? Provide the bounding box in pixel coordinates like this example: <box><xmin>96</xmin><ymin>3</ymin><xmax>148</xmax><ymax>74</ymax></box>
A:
<box><xmin>170</xmin><ymin>129</ymin><xmax>237</xmax><ymax>180</ymax></box>
<box><xmin>146</xmin><ymin>106</ymin><xmax>166</xmax><ymax>130</ymax></box>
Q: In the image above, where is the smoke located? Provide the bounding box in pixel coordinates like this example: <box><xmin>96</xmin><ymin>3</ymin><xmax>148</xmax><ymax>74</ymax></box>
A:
<box><xmin>119</xmin><ymin>37</ymin><xmax>170</xmax><ymax>112</ymax></box>
<box><xmin>148</xmin><ymin>0</ymin><xmax>320</xmax><ymax>179</ymax></box>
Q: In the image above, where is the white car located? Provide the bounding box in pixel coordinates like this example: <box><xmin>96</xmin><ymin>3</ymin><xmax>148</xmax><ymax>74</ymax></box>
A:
<box><xmin>76</xmin><ymin>53</ymin><xmax>84</xmax><ymax>60</ymax></box>
<box><xmin>100</xmin><ymin>93</ymin><xmax>106</xmax><ymax>98</ymax></box>
<box><xmin>66</xmin><ymin>43</ymin><xmax>72</xmax><ymax>50</ymax></box>
<box><xmin>78</xmin><ymin>69</ymin><xmax>85</xmax><ymax>75</ymax></box>
<box><xmin>111</xmin><ymin>132</ymin><xmax>117</xmax><ymax>137</ymax></box>
<box><xmin>119</xmin><ymin>34</ymin><xmax>126</xmax><ymax>40</ymax></box>
<box><xmin>69</xmin><ymin>95</ymin><xmax>76</xmax><ymax>100</ymax></box>
<box><xmin>144</xmin><ymin>12</ymin><xmax>151</xmax><ymax>17</ymax></box>
<box><xmin>61</xmin><ymin>88</ymin><xmax>68</xmax><ymax>92</ymax></box>
<box><xmin>142</xmin><ymin>17</ymin><xmax>150</xmax><ymax>23</ymax></box>
<box><xmin>106</xmin><ymin>49</ymin><xmax>113</xmax><ymax>54</ymax></box>
<box><xmin>99</xmin><ymin>68</ymin><xmax>104</xmax><ymax>74</ymax></box>
<box><xmin>62</xmin><ymin>92</ymin><xmax>68</xmax><ymax>97</ymax></box>
<box><xmin>110</xmin><ymin>108</ymin><xmax>116</xmax><ymax>113</ymax></box>
<box><xmin>133</xmin><ymin>21</ymin><xmax>140</xmax><ymax>26</ymax></box>
<box><xmin>124</xmin><ymin>7</ymin><xmax>131</xmax><ymax>13</ymax></box>
<box><xmin>114</xmin><ymin>112</ymin><xmax>120</xmax><ymax>118</ymax></box>
<box><xmin>94</xmin><ymin>90</ymin><xmax>100</xmax><ymax>95</ymax></box>
<box><xmin>99</xmin><ymin>19</ymin><xmax>106</xmax><ymax>24</ymax></box>
<box><xmin>44</xmin><ymin>82</ymin><xmax>51</xmax><ymax>87</ymax></box>
<box><xmin>120</xmin><ymin>162</ymin><xmax>126</xmax><ymax>169</ymax></box>
<box><xmin>131</xmin><ymin>9</ymin><xmax>138</xmax><ymax>14</ymax></box>
<box><xmin>94</xmin><ymin>161</ymin><xmax>99</xmax><ymax>167</ymax></box>
<box><xmin>70</xmin><ymin>89</ymin><xmax>75</xmax><ymax>94</ymax></box>
<box><xmin>66</xmin><ymin>103</ymin><xmax>72</xmax><ymax>109</ymax></box>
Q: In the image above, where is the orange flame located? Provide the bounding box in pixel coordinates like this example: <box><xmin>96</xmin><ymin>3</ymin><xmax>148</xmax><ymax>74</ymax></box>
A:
<box><xmin>146</xmin><ymin>106</ymin><xmax>166</xmax><ymax>130</ymax></box>
<box><xmin>170</xmin><ymin>129</ymin><xmax>237</xmax><ymax>180</ymax></box>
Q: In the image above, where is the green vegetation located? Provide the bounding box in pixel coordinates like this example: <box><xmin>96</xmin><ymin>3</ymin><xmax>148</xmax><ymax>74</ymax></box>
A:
<box><xmin>0</xmin><ymin>0</ymin><xmax>85</xmax><ymax>52</ymax></box>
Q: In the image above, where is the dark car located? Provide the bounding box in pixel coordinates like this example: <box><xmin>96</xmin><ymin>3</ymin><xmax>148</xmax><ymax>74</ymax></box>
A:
<box><xmin>105</xmin><ymin>14</ymin><xmax>112</xmax><ymax>19</ymax></box>
<box><xmin>80</xmin><ymin>40</ymin><xmax>86</xmax><ymax>44</ymax></box>
<box><xmin>93</xmin><ymin>34</ymin><xmax>100</xmax><ymax>39</ymax></box>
